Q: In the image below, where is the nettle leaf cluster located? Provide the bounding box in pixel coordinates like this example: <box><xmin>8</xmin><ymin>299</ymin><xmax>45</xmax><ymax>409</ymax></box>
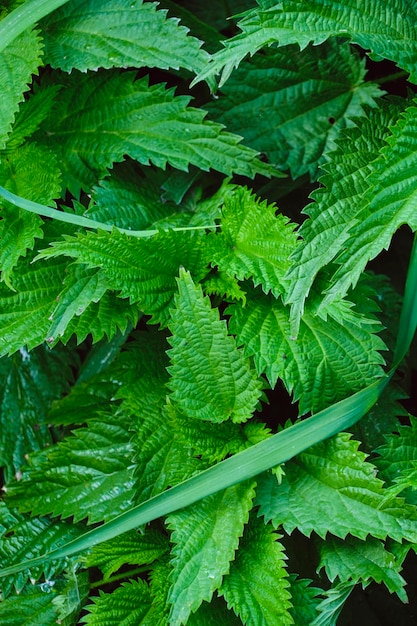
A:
<box><xmin>0</xmin><ymin>0</ymin><xmax>417</xmax><ymax>624</ymax></box>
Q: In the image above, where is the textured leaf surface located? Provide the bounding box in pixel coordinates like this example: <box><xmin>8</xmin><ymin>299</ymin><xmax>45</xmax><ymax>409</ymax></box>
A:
<box><xmin>40</xmin><ymin>0</ymin><xmax>209</xmax><ymax>74</ymax></box>
<box><xmin>0</xmin><ymin>583</ymin><xmax>59</xmax><ymax>626</ymax></box>
<box><xmin>39</xmin><ymin>229</ymin><xmax>210</xmax><ymax>327</ymax></box>
<box><xmin>196</xmin><ymin>0</ymin><xmax>417</xmax><ymax>85</ymax></box>
<box><xmin>167</xmin><ymin>269</ymin><xmax>263</xmax><ymax>422</ymax></box>
<box><xmin>187</xmin><ymin>596</ymin><xmax>242</xmax><ymax>625</ymax></box>
<box><xmin>84</xmin><ymin>528</ymin><xmax>169</xmax><ymax>580</ymax></box>
<box><xmin>208</xmin><ymin>187</ymin><xmax>298</xmax><ymax>298</ymax></box>
<box><xmin>289</xmin><ymin>576</ymin><xmax>323</xmax><ymax>625</ymax></box>
<box><xmin>0</xmin><ymin>28</ymin><xmax>42</xmax><ymax>148</ymax></box>
<box><xmin>5</xmin><ymin>412</ymin><xmax>136</xmax><ymax>524</ymax></box>
<box><xmin>0</xmin><ymin>501</ymin><xmax>83</xmax><ymax>598</ymax></box>
<box><xmin>284</xmin><ymin>103</ymin><xmax>400</xmax><ymax>330</ymax></box>
<box><xmin>219</xmin><ymin>514</ymin><xmax>293</xmax><ymax>626</ymax></box>
<box><xmin>0</xmin><ymin>345</ymin><xmax>73</xmax><ymax>482</ymax></box>
<box><xmin>0</xmin><ymin>255</ymin><xmax>67</xmax><ymax>357</ymax></box>
<box><xmin>319</xmin><ymin>535</ymin><xmax>407</xmax><ymax>600</ymax></box>
<box><xmin>311</xmin><ymin>583</ymin><xmax>354</xmax><ymax>626</ymax></box>
<box><xmin>227</xmin><ymin>287</ymin><xmax>385</xmax><ymax>414</ymax></box>
<box><xmin>167</xmin><ymin>480</ymin><xmax>256</xmax><ymax>625</ymax></box>
<box><xmin>375</xmin><ymin>417</ymin><xmax>417</xmax><ymax>499</ymax></box>
<box><xmin>256</xmin><ymin>432</ymin><xmax>417</xmax><ymax>542</ymax></box>
<box><xmin>206</xmin><ymin>41</ymin><xmax>380</xmax><ymax>178</ymax></box>
<box><xmin>323</xmin><ymin>100</ymin><xmax>417</xmax><ymax>306</ymax></box>
<box><xmin>38</xmin><ymin>70</ymin><xmax>275</xmax><ymax>193</ymax></box>
<box><xmin>81</xmin><ymin>579</ymin><xmax>153</xmax><ymax>626</ymax></box>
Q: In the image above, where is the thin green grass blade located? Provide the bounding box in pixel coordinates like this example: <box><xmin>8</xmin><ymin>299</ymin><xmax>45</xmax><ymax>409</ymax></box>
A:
<box><xmin>1</xmin><ymin>234</ymin><xmax>416</xmax><ymax>577</ymax></box>
<box><xmin>0</xmin><ymin>0</ymin><xmax>70</xmax><ymax>53</ymax></box>
<box><xmin>0</xmin><ymin>186</ymin><xmax>214</xmax><ymax>237</ymax></box>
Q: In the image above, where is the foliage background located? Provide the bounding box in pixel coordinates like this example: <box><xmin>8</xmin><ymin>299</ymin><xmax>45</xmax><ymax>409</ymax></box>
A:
<box><xmin>0</xmin><ymin>0</ymin><xmax>417</xmax><ymax>624</ymax></box>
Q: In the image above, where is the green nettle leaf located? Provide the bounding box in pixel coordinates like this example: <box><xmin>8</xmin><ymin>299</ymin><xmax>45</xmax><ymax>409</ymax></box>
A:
<box><xmin>206</xmin><ymin>41</ymin><xmax>381</xmax><ymax>178</ymax></box>
<box><xmin>374</xmin><ymin>418</ymin><xmax>417</xmax><ymax>497</ymax></box>
<box><xmin>0</xmin><ymin>583</ymin><xmax>60</xmax><ymax>626</ymax></box>
<box><xmin>227</xmin><ymin>287</ymin><xmax>385</xmax><ymax>414</ymax></box>
<box><xmin>40</xmin><ymin>0</ymin><xmax>210</xmax><ymax>75</ymax></box>
<box><xmin>195</xmin><ymin>0</ymin><xmax>417</xmax><ymax>86</ymax></box>
<box><xmin>323</xmin><ymin>100</ymin><xmax>417</xmax><ymax>306</ymax></box>
<box><xmin>36</xmin><ymin>70</ymin><xmax>276</xmax><ymax>193</ymax></box>
<box><xmin>288</xmin><ymin>576</ymin><xmax>323</xmax><ymax>625</ymax></box>
<box><xmin>81</xmin><ymin>579</ymin><xmax>153</xmax><ymax>626</ymax></box>
<box><xmin>38</xmin><ymin>229</ymin><xmax>210</xmax><ymax>327</ymax></box>
<box><xmin>5</xmin><ymin>412</ymin><xmax>137</xmax><ymax>524</ymax></box>
<box><xmin>256</xmin><ymin>432</ymin><xmax>417</xmax><ymax>542</ymax></box>
<box><xmin>166</xmin><ymin>480</ymin><xmax>257</xmax><ymax>625</ymax></box>
<box><xmin>311</xmin><ymin>582</ymin><xmax>355</xmax><ymax>626</ymax></box>
<box><xmin>284</xmin><ymin>103</ymin><xmax>400</xmax><ymax>331</ymax></box>
<box><xmin>187</xmin><ymin>595</ymin><xmax>242</xmax><ymax>625</ymax></box>
<box><xmin>318</xmin><ymin>535</ymin><xmax>407</xmax><ymax>601</ymax></box>
<box><xmin>208</xmin><ymin>186</ymin><xmax>298</xmax><ymax>298</ymax></box>
<box><xmin>219</xmin><ymin>514</ymin><xmax>293</xmax><ymax>626</ymax></box>
<box><xmin>167</xmin><ymin>268</ymin><xmax>263</xmax><ymax>423</ymax></box>
<box><xmin>0</xmin><ymin>255</ymin><xmax>68</xmax><ymax>357</ymax></box>
<box><xmin>0</xmin><ymin>27</ymin><xmax>43</xmax><ymax>148</ymax></box>
<box><xmin>0</xmin><ymin>345</ymin><xmax>73</xmax><ymax>482</ymax></box>
<box><xmin>0</xmin><ymin>501</ymin><xmax>83</xmax><ymax>598</ymax></box>
<box><xmin>84</xmin><ymin>528</ymin><xmax>169</xmax><ymax>580</ymax></box>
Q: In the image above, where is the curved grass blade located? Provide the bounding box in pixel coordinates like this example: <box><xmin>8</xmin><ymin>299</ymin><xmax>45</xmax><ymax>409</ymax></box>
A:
<box><xmin>0</xmin><ymin>0</ymin><xmax>70</xmax><ymax>53</ymax></box>
<box><xmin>0</xmin><ymin>186</ymin><xmax>214</xmax><ymax>237</ymax></box>
<box><xmin>0</xmin><ymin>236</ymin><xmax>415</xmax><ymax>578</ymax></box>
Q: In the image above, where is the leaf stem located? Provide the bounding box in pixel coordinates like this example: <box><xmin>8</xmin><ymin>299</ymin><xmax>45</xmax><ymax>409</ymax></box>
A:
<box><xmin>89</xmin><ymin>566</ymin><xmax>149</xmax><ymax>590</ymax></box>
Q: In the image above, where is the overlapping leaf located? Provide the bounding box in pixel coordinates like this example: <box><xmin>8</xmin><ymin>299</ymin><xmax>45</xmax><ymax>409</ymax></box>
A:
<box><xmin>36</xmin><ymin>70</ymin><xmax>276</xmax><ymax>193</ymax></box>
<box><xmin>5</xmin><ymin>411</ymin><xmax>137</xmax><ymax>524</ymax></box>
<box><xmin>322</xmin><ymin>100</ymin><xmax>417</xmax><ymax>307</ymax></box>
<box><xmin>206</xmin><ymin>41</ymin><xmax>381</xmax><ymax>178</ymax></box>
<box><xmin>288</xmin><ymin>576</ymin><xmax>323</xmax><ymax>625</ymax></box>
<box><xmin>256</xmin><ymin>432</ymin><xmax>417</xmax><ymax>542</ymax></box>
<box><xmin>38</xmin><ymin>228</ymin><xmax>210</xmax><ymax>327</ymax></box>
<box><xmin>0</xmin><ymin>501</ymin><xmax>83</xmax><ymax>599</ymax></box>
<box><xmin>166</xmin><ymin>480</ymin><xmax>256</xmax><ymax>625</ymax></box>
<box><xmin>196</xmin><ymin>0</ymin><xmax>417</xmax><ymax>86</ymax></box>
<box><xmin>81</xmin><ymin>579</ymin><xmax>153</xmax><ymax>626</ymax></box>
<box><xmin>40</xmin><ymin>0</ymin><xmax>209</xmax><ymax>75</ymax></box>
<box><xmin>208</xmin><ymin>187</ymin><xmax>298</xmax><ymax>298</ymax></box>
<box><xmin>167</xmin><ymin>269</ymin><xmax>263</xmax><ymax>422</ymax></box>
<box><xmin>219</xmin><ymin>514</ymin><xmax>293</xmax><ymax>625</ymax></box>
<box><xmin>0</xmin><ymin>27</ymin><xmax>42</xmax><ymax>148</ymax></box>
<box><xmin>318</xmin><ymin>535</ymin><xmax>407</xmax><ymax>600</ymax></box>
<box><xmin>284</xmin><ymin>103</ymin><xmax>400</xmax><ymax>331</ymax></box>
<box><xmin>227</xmin><ymin>287</ymin><xmax>385</xmax><ymax>414</ymax></box>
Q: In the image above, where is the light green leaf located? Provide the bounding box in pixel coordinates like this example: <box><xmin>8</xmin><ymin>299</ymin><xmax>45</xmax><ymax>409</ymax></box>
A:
<box><xmin>0</xmin><ymin>27</ymin><xmax>42</xmax><ymax>148</ymax></box>
<box><xmin>219</xmin><ymin>514</ymin><xmax>293</xmax><ymax>626</ymax></box>
<box><xmin>195</xmin><ymin>0</ymin><xmax>417</xmax><ymax>86</ymax></box>
<box><xmin>46</xmin><ymin>266</ymin><xmax>108</xmax><ymax>343</ymax></box>
<box><xmin>166</xmin><ymin>480</ymin><xmax>256</xmax><ymax>625</ymax></box>
<box><xmin>5</xmin><ymin>412</ymin><xmax>137</xmax><ymax>524</ymax></box>
<box><xmin>311</xmin><ymin>583</ymin><xmax>355</xmax><ymax>626</ymax></box>
<box><xmin>84</xmin><ymin>528</ymin><xmax>169</xmax><ymax>580</ymax></box>
<box><xmin>0</xmin><ymin>255</ymin><xmax>68</xmax><ymax>357</ymax></box>
<box><xmin>284</xmin><ymin>102</ymin><xmax>400</xmax><ymax>332</ymax></box>
<box><xmin>81</xmin><ymin>579</ymin><xmax>153</xmax><ymax>626</ymax></box>
<box><xmin>227</xmin><ymin>287</ymin><xmax>385</xmax><ymax>414</ymax></box>
<box><xmin>0</xmin><ymin>345</ymin><xmax>73</xmax><ymax>482</ymax></box>
<box><xmin>318</xmin><ymin>535</ymin><xmax>407</xmax><ymax>601</ymax></box>
<box><xmin>38</xmin><ymin>70</ymin><xmax>276</xmax><ymax>193</ymax></box>
<box><xmin>256</xmin><ymin>432</ymin><xmax>417</xmax><ymax>542</ymax></box>
<box><xmin>322</xmin><ymin>100</ymin><xmax>417</xmax><ymax>308</ymax></box>
<box><xmin>167</xmin><ymin>268</ymin><xmax>263</xmax><ymax>422</ymax></box>
<box><xmin>38</xmin><ymin>228</ymin><xmax>210</xmax><ymax>327</ymax></box>
<box><xmin>208</xmin><ymin>186</ymin><xmax>298</xmax><ymax>298</ymax></box>
<box><xmin>40</xmin><ymin>0</ymin><xmax>209</xmax><ymax>75</ymax></box>
<box><xmin>206</xmin><ymin>41</ymin><xmax>381</xmax><ymax>178</ymax></box>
